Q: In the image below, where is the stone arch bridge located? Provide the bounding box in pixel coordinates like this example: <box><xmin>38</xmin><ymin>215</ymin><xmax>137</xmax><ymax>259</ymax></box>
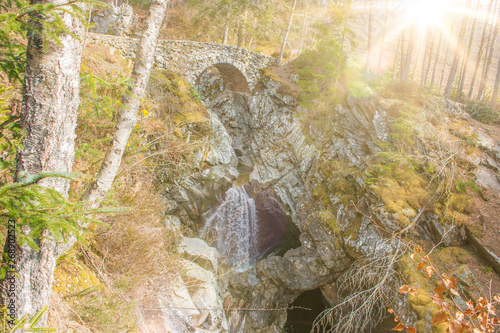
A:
<box><xmin>87</xmin><ymin>33</ymin><xmax>276</xmax><ymax>94</ymax></box>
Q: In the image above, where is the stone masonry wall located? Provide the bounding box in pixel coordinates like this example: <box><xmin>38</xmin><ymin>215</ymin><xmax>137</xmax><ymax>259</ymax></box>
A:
<box><xmin>85</xmin><ymin>33</ymin><xmax>276</xmax><ymax>91</ymax></box>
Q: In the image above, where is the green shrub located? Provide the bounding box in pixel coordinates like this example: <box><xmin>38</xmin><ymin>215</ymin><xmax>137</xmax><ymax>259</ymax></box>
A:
<box><xmin>465</xmin><ymin>100</ymin><xmax>500</xmax><ymax>124</ymax></box>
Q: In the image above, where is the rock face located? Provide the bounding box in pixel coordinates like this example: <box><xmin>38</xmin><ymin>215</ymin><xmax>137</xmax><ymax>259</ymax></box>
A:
<box><xmin>91</xmin><ymin>3</ymin><xmax>133</xmax><ymax>36</ymax></box>
<box><xmin>159</xmin><ymin>68</ymin><xmax>500</xmax><ymax>332</ymax></box>
<box><xmin>84</xmin><ymin>33</ymin><xmax>500</xmax><ymax>333</ymax></box>
<box><xmin>141</xmin><ymin>245</ymin><xmax>229</xmax><ymax>333</ymax></box>
<box><xmin>329</xmin><ymin>97</ymin><xmax>390</xmax><ymax>168</ymax></box>
<box><xmin>176</xmin><ymin>72</ymin><xmax>381</xmax><ymax>332</ymax></box>
<box><xmin>161</xmin><ymin>109</ymin><xmax>239</xmax><ymax>232</ymax></box>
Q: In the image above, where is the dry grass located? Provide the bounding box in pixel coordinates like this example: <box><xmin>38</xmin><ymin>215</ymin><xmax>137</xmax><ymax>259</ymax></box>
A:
<box><xmin>134</xmin><ymin>70</ymin><xmax>212</xmax><ymax>184</ymax></box>
<box><xmin>93</xmin><ymin>172</ymin><xmax>180</xmax><ymax>280</ymax></box>
<box><xmin>47</xmin><ymin>293</ymin><xmax>93</xmax><ymax>333</ymax></box>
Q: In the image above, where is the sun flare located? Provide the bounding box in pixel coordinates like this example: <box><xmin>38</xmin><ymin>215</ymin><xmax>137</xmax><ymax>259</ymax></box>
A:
<box><xmin>404</xmin><ymin>0</ymin><xmax>451</xmax><ymax>28</ymax></box>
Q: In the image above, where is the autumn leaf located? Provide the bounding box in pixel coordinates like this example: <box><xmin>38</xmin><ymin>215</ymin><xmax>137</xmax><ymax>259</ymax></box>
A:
<box><xmin>441</xmin><ymin>302</ymin><xmax>451</xmax><ymax>311</ymax></box>
<box><xmin>478</xmin><ymin>312</ymin><xmax>487</xmax><ymax>330</ymax></box>
<box><xmin>455</xmin><ymin>311</ymin><xmax>465</xmax><ymax>323</ymax></box>
<box><xmin>399</xmin><ymin>285</ymin><xmax>418</xmax><ymax>295</ymax></box>
<box><xmin>393</xmin><ymin>323</ymin><xmax>406</xmax><ymax>331</ymax></box>
<box><xmin>406</xmin><ymin>328</ymin><xmax>416</xmax><ymax>333</ymax></box>
<box><xmin>432</xmin><ymin>292</ymin><xmax>445</xmax><ymax>304</ymax></box>
<box><xmin>448</xmin><ymin>320</ymin><xmax>462</xmax><ymax>333</ymax></box>
<box><xmin>431</xmin><ymin>311</ymin><xmax>449</xmax><ymax>326</ymax></box>
<box><xmin>434</xmin><ymin>285</ymin><xmax>447</xmax><ymax>294</ymax></box>
<box><xmin>424</xmin><ymin>266</ymin><xmax>433</xmax><ymax>279</ymax></box>
<box><xmin>476</xmin><ymin>298</ymin><xmax>487</xmax><ymax>312</ymax></box>
<box><xmin>444</xmin><ymin>276</ymin><xmax>458</xmax><ymax>289</ymax></box>
<box><xmin>416</xmin><ymin>261</ymin><xmax>426</xmax><ymax>271</ymax></box>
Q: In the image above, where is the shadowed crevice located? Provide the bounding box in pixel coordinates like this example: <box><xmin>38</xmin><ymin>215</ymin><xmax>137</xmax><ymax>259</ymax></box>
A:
<box><xmin>197</xmin><ymin>63</ymin><xmax>251</xmax><ymax>94</ymax></box>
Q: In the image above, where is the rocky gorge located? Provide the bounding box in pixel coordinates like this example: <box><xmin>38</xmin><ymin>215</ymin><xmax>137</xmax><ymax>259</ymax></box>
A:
<box><xmin>133</xmin><ymin>61</ymin><xmax>500</xmax><ymax>333</ymax></box>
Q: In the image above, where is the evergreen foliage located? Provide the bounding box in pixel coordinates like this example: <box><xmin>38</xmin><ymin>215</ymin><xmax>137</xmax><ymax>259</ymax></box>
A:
<box><xmin>0</xmin><ymin>0</ymin><xmax>92</xmax><ymax>82</ymax></box>
<box><xmin>0</xmin><ymin>306</ymin><xmax>54</xmax><ymax>332</ymax></box>
<box><xmin>0</xmin><ymin>172</ymin><xmax>113</xmax><ymax>255</ymax></box>
<box><xmin>292</xmin><ymin>4</ymin><xmax>352</xmax><ymax>105</ymax></box>
<box><xmin>188</xmin><ymin>0</ymin><xmax>276</xmax><ymax>45</ymax></box>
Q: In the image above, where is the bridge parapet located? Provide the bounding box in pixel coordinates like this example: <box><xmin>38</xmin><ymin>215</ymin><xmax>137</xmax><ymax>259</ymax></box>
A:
<box><xmin>86</xmin><ymin>33</ymin><xmax>276</xmax><ymax>92</ymax></box>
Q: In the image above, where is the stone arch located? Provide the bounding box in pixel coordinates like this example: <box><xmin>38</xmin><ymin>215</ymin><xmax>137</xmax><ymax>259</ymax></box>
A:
<box><xmin>196</xmin><ymin>63</ymin><xmax>251</xmax><ymax>94</ymax></box>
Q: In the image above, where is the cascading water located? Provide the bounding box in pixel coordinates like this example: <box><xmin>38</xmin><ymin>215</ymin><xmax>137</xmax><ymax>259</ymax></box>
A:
<box><xmin>202</xmin><ymin>185</ymin><xmax>260</xmax><ymax>271</ymax></box>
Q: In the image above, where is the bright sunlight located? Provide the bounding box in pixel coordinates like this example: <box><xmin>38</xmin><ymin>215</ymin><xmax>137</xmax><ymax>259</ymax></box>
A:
<box><xmin>404</xmin><ymin>0</ymin><xmax>452</xmax><ymax>27</ymax></box>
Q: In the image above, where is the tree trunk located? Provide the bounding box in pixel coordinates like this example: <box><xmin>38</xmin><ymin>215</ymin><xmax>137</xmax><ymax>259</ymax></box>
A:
<box><xmin>430</xmin><ymin>31</ymin><xmax>442</xmax><ymax>87</ymax></box>
<box><xmin>222</xmin><ymin>25</ymin><xmax>229</xmax><ymax>45</ymax></box>
<box><xmin>457</xmin><ymin>0</ymin><xmax>479</xmax><ymax>96</ymax></box>
<box><xmin>444</xmin><ymin>0</ymin><xmax>471</xmax><ymax>96</ymax></box>
<box><xmin>367</xmin><ymin>0</ymin><xmax>373</xmax><ymax>72</ymax></box>
<box><xmin>237</xmin><ymin>23</ymin><xmax>244</xmax><ymax>48</ymax></box>
<box><xmin>411</xmin><ymin>27</ymin><xmax>425</xmax><ymax>82</ymax></box>
<box><xmin>398</xmin><ymin>30</ymin><xmax>405</xmax><ymax>81</ymax></box>
<box><xmin>80</xmin><ymin>0</ymin><xmax>167</xmax><ymax>206</ymax></box>
<box><xmin>377</xmin><ymin>0</ymin><xmax>390</xmax><ymax>73</ymax></box>
<box><xmin>298</xmin><ymin>0</ymin><xmax>309</xmax><ymax>52</ymax></box>
<box><xmin>439</xmin><ymin>30</ymin><xmax>453</xmax><ymax>92</ymax></box>
<box><xmin>0</xmin><ymin>1</ymin><xmax>84</xmax><ymax>325</ymax></box>
<box><xmin>422</xmin><ymin>30</ymin><xmax>435</xmax><ymax>86</ymax></box>
<box><xmin>491</xmin><ymin>54</ymin><xmax>500</xmax><ymax>108</ymax></box>
<box><xmin>278</xmin><ymin>0</ymin><xmax>297</xmax><ymax>66</ymax></box>
<box><xmin>392</xmin><ymin>35</ymin><xmax>401</xmax><ymax>81</ymax></box>
<box><xmin>478</xmin><ymin>2</ymin><xmax>500</xmax><ymax>100</ymax></box>
<box><xmin>401</xmin><ymin>26</ymin><xmax>415</xmax><ymax>83</ymax></box>
<box><xmin>469</xmin><ymin>0</ymin><xmax>496</xmax><ymax>99</ymax></box>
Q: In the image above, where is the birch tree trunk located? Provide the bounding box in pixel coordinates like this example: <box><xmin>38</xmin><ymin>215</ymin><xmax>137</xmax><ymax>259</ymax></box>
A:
<box><xmin>0</xmin><ymin>1</ymin><xmax>84</xmax><ymax>325</ymax></box>
<box><xmin>278</xmin><ymin>0</ymin><xmax>297</xmax><ymax>66</ymax></box>
<box><xmin>80</xmin><ymin>0</ymin><xmax>167</xmax><ymax>205</ymax></box>
<box><xmin>222</xmin><ymin>25</ymin><xmax>229</xmax><ymax>45</ymax></box>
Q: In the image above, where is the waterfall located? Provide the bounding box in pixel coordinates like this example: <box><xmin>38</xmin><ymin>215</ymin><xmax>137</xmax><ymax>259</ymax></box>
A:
<box><xmin>202</xmin><ymin>185</ymin><xmax>259</xmax><ymax>270</ymax></box>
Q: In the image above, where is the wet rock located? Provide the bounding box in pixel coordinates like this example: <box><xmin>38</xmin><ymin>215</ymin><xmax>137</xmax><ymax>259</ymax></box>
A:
<box><xmin>167</xmin><ymin>111</ymin><xmax>239</xmax><ymax>228</ymax></box>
